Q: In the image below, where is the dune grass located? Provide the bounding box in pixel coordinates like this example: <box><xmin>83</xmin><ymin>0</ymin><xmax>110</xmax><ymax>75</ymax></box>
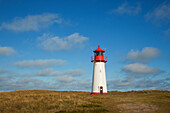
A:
<box><xmin>0</xmin><ymin>90</ymin><xmax>169</xmax><ymax>113</ymax></box>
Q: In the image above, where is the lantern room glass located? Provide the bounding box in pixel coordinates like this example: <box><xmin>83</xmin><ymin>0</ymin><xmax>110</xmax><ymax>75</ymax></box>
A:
<box><xmin>95</xmin><ymin>51</ymin><xmax>104</xmax><ymax>56</ymax></box>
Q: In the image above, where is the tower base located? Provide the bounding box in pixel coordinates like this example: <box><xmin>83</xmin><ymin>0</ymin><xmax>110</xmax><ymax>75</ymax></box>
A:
<box><xmin>91</xmin><ymin>92</ymin><xmax>107</xmax><ymax>95</ymax></box>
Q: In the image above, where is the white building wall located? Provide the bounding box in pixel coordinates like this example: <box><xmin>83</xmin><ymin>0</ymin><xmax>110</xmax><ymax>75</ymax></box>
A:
<box><xmin>92</xmin><ymin>62</ymin><xmax>107</xmax><ymax>93</ymax></box>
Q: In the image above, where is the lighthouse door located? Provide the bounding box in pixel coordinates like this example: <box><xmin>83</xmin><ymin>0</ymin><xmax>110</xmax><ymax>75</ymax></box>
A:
<box><xmin>100</xmin><ymin>86</ymin><xmax>103</xmax><ymax>94</ymax></box>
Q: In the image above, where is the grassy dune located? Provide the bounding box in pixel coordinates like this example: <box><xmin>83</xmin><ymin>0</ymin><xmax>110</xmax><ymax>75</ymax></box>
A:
<box><xmin>0</xmin><ymin>90</ymin><xmax>170</xmax><ymax>113</ymax></box>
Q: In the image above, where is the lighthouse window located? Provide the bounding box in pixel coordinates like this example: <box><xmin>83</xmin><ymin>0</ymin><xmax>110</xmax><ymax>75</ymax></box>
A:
<box><xmin>99</xmin><ymin>52</ymin><xmax>101</xmax><ymax>56</ymax></box>
<box><xmin>95</xmin><ymin>52</ymin><xmax>98</xmax><ymax>56</ymax></box>
<box><xmin>99</xmin><ymin>52</ymin><xmax>104</xmax><ymax>56</ymax></box>
<box><xmin>95</xmin><ymin>52</ymin><xmax>103</xmax><ymax>56</ymax></box>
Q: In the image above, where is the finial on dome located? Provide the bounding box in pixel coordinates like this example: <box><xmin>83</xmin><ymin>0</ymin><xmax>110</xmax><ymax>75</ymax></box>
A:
<box><xmin>98</xmin><ymin>45</ymin><xmax>100</xmax><ymax>48</ymax></box>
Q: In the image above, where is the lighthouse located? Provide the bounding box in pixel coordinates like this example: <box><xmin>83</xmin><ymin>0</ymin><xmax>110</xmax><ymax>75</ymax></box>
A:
<box><xmin>91</xmin><ymin>45</ymin><xmax>107</xmax><ymax>95</ymax></box>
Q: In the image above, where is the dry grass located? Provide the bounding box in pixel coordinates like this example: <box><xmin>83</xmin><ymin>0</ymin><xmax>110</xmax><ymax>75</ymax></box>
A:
<box><xmin>0</xmin><ymin>90</ymin><xmax>169</xmax><ymax>113</ymax></box>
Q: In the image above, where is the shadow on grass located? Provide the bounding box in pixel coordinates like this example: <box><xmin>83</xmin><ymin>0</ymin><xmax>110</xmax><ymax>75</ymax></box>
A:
<box><xmin>55</xmin><ymin>108</ymin><xmax>109</xmax><ymax>113</ymax></box>
<box><xmin>77</xmin><ymin>104</ymin><xmax>100</xmax><ymax>108</ymax></box>
<box><xmin>55</xmin><ymin>110</ymin><xmax>85</xmax><ymax>113</ymax></box>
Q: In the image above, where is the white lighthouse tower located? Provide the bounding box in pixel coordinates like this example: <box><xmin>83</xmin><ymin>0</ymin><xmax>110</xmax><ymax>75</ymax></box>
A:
<box><xmin>91</xmin><ymin>45</ymin><xmax>107</xmax><ymax>95</ymax></box>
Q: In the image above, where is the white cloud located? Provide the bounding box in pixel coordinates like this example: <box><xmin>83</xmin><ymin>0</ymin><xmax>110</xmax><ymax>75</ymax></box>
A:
<box><xmin>36</xmin><ymin>68</ymin><xmax>61</xmax><ymax>76</ymax></box>
<box><xmin>63</xmin><ymin>69</ymin><xmax>85</xmax><ymax>76</ymax></box>
<box><xmin>0</xmin><ymin>13</ymin><xmax>62</xmax><ymax>31</ymax></box>
<box><xmin>57</xmin><ymin>75</ymin><xmax>76</xmax><ymax>82</ymax></box>
<box><xmin>14</xmin><ymin>59</ymin><xmax>66</xmax><ymax>68</ymax></box>
<box><xmin>62</xmin><ymin>80</ymin><xmax>91</xmax><ymax>90</ymax></box>
<box><xmin>126</xmin><ymin>47</ymin><xmax>160</xmax><ymax>62</ymax></box>
<box><xmin>108</xmin><ymin>79</ymin><xmax>134</xmax><ymax>90</ymax></box>
<box><xmin>36</xmin><ymin>68</ymin><xmax>53</xmax><ymax>76</ymax></box>
<box><xmin>0</xmin><ymin>78</ymin><xmax>60</xmax><ymax>90</ymax></box>
<box><xmin>0</xmin><ymin>46</ymin><xmax>16</xmax><ymax>56</ymax></box>
<box><xmin>145</xmin><ymin>2</ymin><xmax>170</xmax><ymax>23</ymax></box>
<box><xmin>0</xmin><ymin>69</ymin><xmax>11</xmax><ymax>74</ymax></box>
<box><xmin>111</xmin><ymin>2</ymin><xmax>141</xmax><ymax>15</ymax></box>
<box><xmin>108</xmin><ymin>78</ymin><xmax>170</xmax><ymax>91</ymax></box>
<box><xmin>122</xmin><ymin>63</ymin><xmax>164</xmax><ymax>75</ymax></box>
<box><xmin>67</xmin><ymin>33</ymin><xmax>89</xmax><ymax>43</ymax></box>
<box><xmin>51</xmin><ymin>71</ymin><xmax>61</xmax><ymax>76</ymax></box>
<box><xmin>0</xmin><ymin>76</ymin><xmax>8</xmax><ymax>82</ymax></box>
<box><xmin>0</xmin><ymin>75</ymin><xmax>91</xmax><ymax>91</ymax></box>
<box><xmin>38</xmin><ymin>33</ymin><xmax>89</xmax><ymax>51</ymax></box>
<box><xmin>35</xmin><ymin>68</ymin><xmax>85</xmax><ymax>76</ymax></box>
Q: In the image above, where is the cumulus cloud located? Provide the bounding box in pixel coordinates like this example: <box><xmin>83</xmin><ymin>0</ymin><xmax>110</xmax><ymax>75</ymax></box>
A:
<box><xmin>14</xmin><ymin>59</ymin><xmax>66</xmax><ymax>68</ymax></box>
<box><xmin>111</xmin><ymin>2</ymin><xmax>141</xmax><ymax>15</ymax></box>
<box><xmin>122</xmin><ymin>63</ymin><xmax>164</xmax><ymax>75</ymax></box>
<box><xmin>0</xmin><ymin>76</ymin><xmax>8</xmax><ymax>82</ymax></box>
<box><xmin>126</xmin><ymin>47</ymin><xmax>160</xmax><ymax>62</ymax></box>
<box><xmin>108</xmin><ymin>79</ymin><xmax>134</xmax><ymax>90</ymax></box>
<box><xmin>60</xmin><ymin>80</ymin><xmax>91</xmax><ymax>90</ymax></box>
<box><xmin>145</xmin><ymin>2</ymin><xmax>170</xmax><ymax>24</ymax></box>
<box><xmin>63</xmin><ymin>69</ymin><xmax>85</xmax><ymax>76</ymax></box>
<box><xmin>38</xmin><ymin>33</ymin><xmax>89</xmax><ymax>51</ymax></box>
<box><xmin>134</xmin><ymin>79</ymin><xmax>164</xmax><ymax>89</ymax></box>
<box><xmin>0</xmin><ymin>13</ymin><xmax>62</xmax><ymax>31</ymax></box>
<box><xmin>36</xmin><ymin>68</ymin><xmax>53</xmax><ymax>76</ymax></box>
<box><xmin>0</xmin><ymin>78</ymin><xmax>60</xmax><ymax>91</ymax></box>
<box><xmin>36</xmin><ymin>68</ymin><xmax>61</xmax><ymax>76</ymax></box>
<box><xmin>16</xmin><ymin>78</ymin><xmax>42</xmax><ymax>85</ymax></box>
<box><xmin>0</xmin><ymin>69</ymin><xmax>11</xmax><ymax>74</ymax></box>
<box><xmin>57</xmin><ymin>75</ymin><xmax>76</xmax><ymax>82</ymax></box>
<box><xmin>35</xmin><ymin>68</ymin><xmax>85</xmax><ymax>76</ymax></box>
<box><xmin>0</xmin><ymin>75</ymin><xmax>91</xmax><ymax>91</ymax></box>
<box><xmin>108</xmin><ymin>78</ymin><xmax>170</xmax><ymax>91</ymax></box>
<box><xmin>0</xmin><ymin>46</ymin><xmax>16</xmax><ymax>56</ymax></box>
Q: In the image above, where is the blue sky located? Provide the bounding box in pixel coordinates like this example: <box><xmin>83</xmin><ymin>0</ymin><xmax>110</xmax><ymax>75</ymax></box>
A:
<box><xmin>0</xmin><ymin>0</ymin><xmax>169</xmax><ymax>92</ymax></box>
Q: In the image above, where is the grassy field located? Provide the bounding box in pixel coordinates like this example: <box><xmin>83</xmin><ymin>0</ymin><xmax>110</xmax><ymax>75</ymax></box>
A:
<box><xmin>0</xmin><ymin>90</ymin><xmax>170</xmax><ymax>113</ymax></box>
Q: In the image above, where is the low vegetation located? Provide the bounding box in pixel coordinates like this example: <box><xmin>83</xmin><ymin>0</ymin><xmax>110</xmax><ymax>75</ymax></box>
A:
<box><xmin>0</xmin><ymin>90</ymin><xmax>169</xmax><ymax>113</ymax></box>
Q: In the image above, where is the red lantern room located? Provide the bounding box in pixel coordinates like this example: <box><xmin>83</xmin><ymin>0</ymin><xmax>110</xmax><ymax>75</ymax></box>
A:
<box><xmin>91</xmin><ymin>45</ymin><xmax>107</xmax><ymax>62</ymax></box>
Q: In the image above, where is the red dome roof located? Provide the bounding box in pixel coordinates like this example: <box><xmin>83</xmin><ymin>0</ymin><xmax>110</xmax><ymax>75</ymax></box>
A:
<box><xmin>93</xmin><ymin>45</ymin><xmax>105</xmax><ymax>52</ymax></box>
